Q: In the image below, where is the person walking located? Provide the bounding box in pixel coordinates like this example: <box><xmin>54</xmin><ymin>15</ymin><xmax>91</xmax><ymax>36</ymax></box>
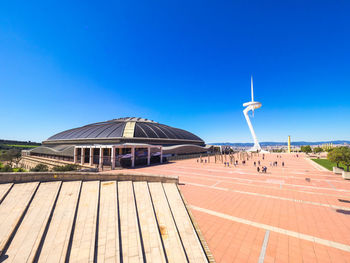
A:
<box><xmin>257</xmin><ymin>167</ymin><xmax>260</xmax><ymax>173</ymax></box>
<box><xmin>254</xmin><ymin>161</ymin><xmax>256</xmax><ymax>167</ymax></box>
<box><xmin>282</xmin><ymin>162</ymin><xmax>284</xmax><ymax>167</ymax></box>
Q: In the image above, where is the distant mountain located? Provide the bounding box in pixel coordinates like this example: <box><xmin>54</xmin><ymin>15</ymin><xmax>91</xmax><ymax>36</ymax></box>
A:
<box><xmin>208</xmin><ymin>140</ymin><xmax>350</xmax><ymax>147</ymax></box>
<box><xmin>0</xmin><ymin>139</ymin><xmax>41</xmax><ymax>150</ymax></box>
<box><xmin>0</xmin><ymin>139</ymin><xmax>41</xmax><ymax>145</ymax></box>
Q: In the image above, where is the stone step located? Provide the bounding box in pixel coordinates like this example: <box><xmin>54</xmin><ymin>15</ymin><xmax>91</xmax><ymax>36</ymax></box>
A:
<box><xmin>0</xmin><ymin>182</ymin><xmax>39</xmax><ymax>256</ymax></box>
<box><xmin>38</xmin><ymin>181</ymin><xmax>81</xmax><ymax>263</ymax></box>
<box><xmin>134</xmin><ymin>182</ymin><xmax>167</xmax><ymax>263</ymax></box>
<box><xmin>118</xmin><ymin>181</ymin><xmax>143</xmax><ymax>263</ymax></box>
<box><xmin>163</xmin><ymin>183</ymin><xmax>207</xmax><ymax>263</ymax></box>
<box><xmin>148</xmin><ymin>182</ymin><xmax>188</xmax><ymax>263</ymax></box>
<box><xmin>0</xmin><ymin>183</ymin><xmax>13</xmax><ymax>204</ymax></box>
<box><xmin>97</xmin><ymin>181</ymin><xmax>120</xmax><ymax>263</ymax></box>
<box><xmin>4</xmin><ymin>181</ymin><xmax>61</xmax><ymax>262</ymax></box>
<box><xmin>69</xmin><ymin>181</ymin><xmax>100</xmax><ymax>263</ymax></box>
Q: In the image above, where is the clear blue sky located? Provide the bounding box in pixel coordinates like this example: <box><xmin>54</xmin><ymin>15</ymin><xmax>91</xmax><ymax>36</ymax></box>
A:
<box><xmin>0</xmin><ymin>0</ymin><xmax>349</xmax><ymax>143</ymax></box>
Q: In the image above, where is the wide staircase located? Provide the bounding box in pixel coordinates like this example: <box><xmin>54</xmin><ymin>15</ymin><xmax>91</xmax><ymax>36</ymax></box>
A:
<box><xmin>0</xmin><ymin>177</ymin><xmax>212</xmax><ymax>262</ymax></box>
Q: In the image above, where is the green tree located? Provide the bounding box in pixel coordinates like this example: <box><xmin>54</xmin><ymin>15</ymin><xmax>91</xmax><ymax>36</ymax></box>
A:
<box><xmin>313</xmin><ymin>147</ymin><xmax>323</xmax><ymax>154</ymax></box>
<box><xmin>0</xmin><ymin>149</ymin><xmax>21</xmax><ymax>167</ymax></box>
<box><xmin>339</xmin><ymin>147</ymin><xmax>350</xmax><ymax>172</ymax></box>
<box><xmin>301</xmin><ymin>145</ymin><xmax>312</xmax><ymax>154</ymax></box>
<box><xmin>11</xmin><ymin>149</ymin><xmax>22</xmax><ymax>167</ymax></box>
<box><xmin>328</xmin><ymin>147</ymin><xmax>343</xmax><ymax>168</ymax></box>
<box><xmin>326</xmin><ymin>148</ymin><xmax>334</xmax><ymax>152</ymax></box>
<box><xmin>0</xmin><ymin>151</ymin><xmax>11</xmax><ymax>165</ymax></box>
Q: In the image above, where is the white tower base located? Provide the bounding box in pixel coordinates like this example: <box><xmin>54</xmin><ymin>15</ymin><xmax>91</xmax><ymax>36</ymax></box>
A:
<box><xmin>243</xmin><ymin>105</ymin><xmax>269</xmax><ymax>153</ymax></box>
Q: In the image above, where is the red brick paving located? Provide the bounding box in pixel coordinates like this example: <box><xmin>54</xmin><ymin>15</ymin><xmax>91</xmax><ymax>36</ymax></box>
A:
<box><xmin>105</xmin><ymin>153</ymin><xmax>350</xmax><ymax>262</ymax></box>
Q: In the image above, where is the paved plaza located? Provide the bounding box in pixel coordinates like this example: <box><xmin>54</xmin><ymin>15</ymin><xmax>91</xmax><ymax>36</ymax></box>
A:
<box><xmin>114</xmin><ymin>153</ymin><xmax>350</xmax><ymax>262</ymax></box>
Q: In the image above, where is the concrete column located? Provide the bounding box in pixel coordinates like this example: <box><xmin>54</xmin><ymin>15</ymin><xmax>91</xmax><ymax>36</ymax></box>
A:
<box><xmin>131</xmin><ymin>147</ymin><xmax>135</xmax><ymax>168</ymax></box>
<box><xmin>160</xmin><ymin>147</ymin><xmax>163</xmax><ymax>164</ymax></box>
<box><xmin>99</xmin><ymin>147</ymin><xmax>103</xmax><ymax>169</ymax></box>
<box><xmin>81</xmin><ymin>148</ymin><xmax>85</xmax><ymax>165</ymax></box>
<box><xmin>73</xmin><ymin>147</ymin><xmax>78</xmax><ymax>164</ymax></box>
<box><xmin>115</xmin><ymin>147</ymin><xmax>119</xmax><ymax>167</ymax></box>
<box><xmin>89</xmin><ymin>147</ymin><xmax>93</xmax><ymax>166</ymax></box>
<box><xmin>111</xmin><ymin>147</ymin><xmax>115</xmax><ymax>170</ymax></box>
<box><xmin>147</xmin><ymin>147</ymin><xmax>151</xmax><ymax>166</ymax></box>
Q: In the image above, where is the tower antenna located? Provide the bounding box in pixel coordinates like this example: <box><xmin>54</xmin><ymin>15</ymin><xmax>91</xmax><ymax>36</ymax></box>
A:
<box><xmin>251</xmin><ymin>75</ymin><xmax>254</xmax><ymax>102</ymax></box>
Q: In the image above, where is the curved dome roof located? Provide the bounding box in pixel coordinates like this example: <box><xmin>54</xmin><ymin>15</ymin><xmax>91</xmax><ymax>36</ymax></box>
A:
<box><xmin>45</xmin><ymin>117</ymin><xmax>204</xmax><ymax>144</ymax></box>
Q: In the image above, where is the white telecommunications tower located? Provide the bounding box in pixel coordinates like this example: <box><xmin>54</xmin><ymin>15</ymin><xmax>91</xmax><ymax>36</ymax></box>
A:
<box><xmin>243</xmin><ymin>76</ymin><xmax>267</xmax><ymax>153</ymax></box>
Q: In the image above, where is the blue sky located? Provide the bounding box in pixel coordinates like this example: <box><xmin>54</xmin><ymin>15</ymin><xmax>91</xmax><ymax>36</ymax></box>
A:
<box><xmin>0</xmin><ymin>0</ymin><xmax>349</xmax><ymax>143</ymax></box>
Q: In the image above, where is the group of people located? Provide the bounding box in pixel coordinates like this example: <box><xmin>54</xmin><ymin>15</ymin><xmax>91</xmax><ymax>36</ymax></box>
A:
<box><xmin>196</xmin><ymin>155</ymin><xmax>286</xmax><ymax>172</ymax></box>
<box><xmin>257</xmin><ymin>166</ymin><xmax>267</xmax><ymax>173</ymax></box>
<box><xmin>253</xmin><ymin>157</ymin><xmax>286</xmax><ymax>173</ymax></box>
<box><xmin>234</xmin><ymin>160</ymin><xmax>244</xmax><ymax>166</ymax></box>
<box><xmin>270</xmin><ymin>161</ymin><xmax>285</xmax><ymax>167</ymax></box>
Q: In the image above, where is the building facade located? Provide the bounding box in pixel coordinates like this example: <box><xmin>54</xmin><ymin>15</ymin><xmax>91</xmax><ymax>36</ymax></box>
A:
<box><xmin>25</xmin><ymin>117</ymin><xmax>210</xmax><ymax>168</ymax></box>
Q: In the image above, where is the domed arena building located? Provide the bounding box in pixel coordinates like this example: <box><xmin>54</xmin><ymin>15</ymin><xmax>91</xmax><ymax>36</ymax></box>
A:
<box><xmin>24</xmin><ymin>117</ymin><xmax>210</xmax><ymax>168</ymax></box>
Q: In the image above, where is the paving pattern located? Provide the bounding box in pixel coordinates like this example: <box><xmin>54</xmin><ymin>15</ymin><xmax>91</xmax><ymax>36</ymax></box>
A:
<box><xmin>114</xmin><ymin>153</ymin><xmax>350</xmax><ymax>262</ymax></box>
<box><xmin>0</xmin><ymin>180</ymin><xmax>208</xmax><ymax>262</ymax></box>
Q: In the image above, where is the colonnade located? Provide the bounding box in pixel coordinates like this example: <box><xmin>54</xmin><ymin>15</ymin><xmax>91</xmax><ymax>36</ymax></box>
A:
<box><xmin>73</xmin><ymin>145</ymin><xmax>163</xmax><ymax>169</ymax></box>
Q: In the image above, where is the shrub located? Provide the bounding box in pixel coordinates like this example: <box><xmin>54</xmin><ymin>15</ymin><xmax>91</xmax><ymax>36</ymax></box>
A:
<box><xmin>53</xmin><ymin>164</ymin><xmax>79</xmax><ymax>172</ymax></box>
<box><xmin>0</xmin><ymin>165</ymin><xmax>13</xmax><ymax>172</ymax></box>
<box><xmin>30</xmin><ymin>164</ymin><xmax>49</xmax><ymax>172</ymax></box>
<box><xmin>13</xmin><ymin>167</ymin><xmax>25</xmax><ymax>172</ymax></box>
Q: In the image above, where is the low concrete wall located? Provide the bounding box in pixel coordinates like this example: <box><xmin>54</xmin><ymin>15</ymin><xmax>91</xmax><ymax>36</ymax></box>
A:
<box><xmin>19</xmin><ymin>156</ymin><xmax>92</xmax><ymax>171</ymax></box>
<box><xmin>342</xmin><ymin>171</ymin><xmax>350</xmax><ymax>180</ymax></box>
<box><xmin>333</xmin><ymin>167</ymin><xmax>344</xmax><ymax>174</ymax></box>
<box><xmin>19</xmin><ymin>158</ymin><xmax>56</xmax><ymax>170</ymax></box>
<box><xmin>0</xmin><ymin>172</ymin><xmax>178</xmax><ymax>184</ymax></box>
